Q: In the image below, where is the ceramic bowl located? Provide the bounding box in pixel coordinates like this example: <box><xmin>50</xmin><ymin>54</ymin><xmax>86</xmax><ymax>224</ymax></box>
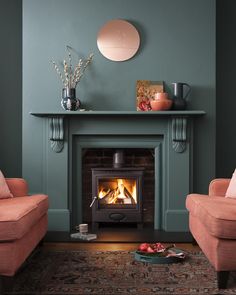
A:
<box><xmin>150</xmin><ymin>99</ymin><xmax>173</xmax><ymax>111</ymax></box>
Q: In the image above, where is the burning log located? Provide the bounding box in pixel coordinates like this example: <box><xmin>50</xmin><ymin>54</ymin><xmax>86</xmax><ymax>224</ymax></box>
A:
<box><xmin>124</xmin><ymin>187</ymin><xmax>135</xmax><ymax>204</ymax></box>
<box><xmin>99</xmin><ymin>181</ymin><xmax>136</xmax><ymax>205</ymax></box>
<box><xmin>99</xmin><ymin>188</ymin><xmax>118</xmax><ymax>205</ymax></box>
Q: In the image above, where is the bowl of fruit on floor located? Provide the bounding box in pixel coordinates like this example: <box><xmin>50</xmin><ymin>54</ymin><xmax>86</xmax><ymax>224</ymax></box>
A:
<box><xmin>134</xmin><ymin>242</ymin><xmax>186</xmax><ymax>264</ymax></box>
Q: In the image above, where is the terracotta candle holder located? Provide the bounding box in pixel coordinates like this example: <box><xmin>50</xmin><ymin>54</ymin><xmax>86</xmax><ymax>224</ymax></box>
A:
<box><xmin>150</xmin><ymin>92</ymin><xmax>173</xmax><ymax>111</ymax></box>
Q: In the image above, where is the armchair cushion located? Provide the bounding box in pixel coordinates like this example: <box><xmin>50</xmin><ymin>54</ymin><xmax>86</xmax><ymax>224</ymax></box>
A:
<box><xmin>209</xmin><ymin>178</ymin><xmax>230</xmax><ymax>197</ymax></box>
<box><xmin>186</xmin><ymin>194</ymin><xmax>236</xmax><ymax>239</ymax></box>
<box><xmin>0</xmin><ymin>195</ymin><xmax>48</xmax><ymax>241</ymax></box>
<box><xmin>0</xmin><ymin>171</ymin><xmax>13</xmax><ymax>199</ymax></box>
<box><xmin>225</xmin><ymin>169</ymin><xmax>236</xmax><ymax>198</ymax></box>
<box><xmin>6</xmin><ymin>178</ymin><xmax>28</xmax><ymax>197</ymax></box>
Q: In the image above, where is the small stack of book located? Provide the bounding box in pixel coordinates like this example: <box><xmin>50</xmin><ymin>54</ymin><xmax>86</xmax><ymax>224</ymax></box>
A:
<box><xmin>70</xmin><ymin>232</ymin><xmax>97</xmax><ymax>241</ymax></box>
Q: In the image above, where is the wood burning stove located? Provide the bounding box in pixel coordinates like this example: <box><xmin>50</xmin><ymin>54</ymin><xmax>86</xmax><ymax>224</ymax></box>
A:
<box><xmin>90</xmin><ymin>150</ymin><xmax>144</xmax><ymax>229</ymax></box>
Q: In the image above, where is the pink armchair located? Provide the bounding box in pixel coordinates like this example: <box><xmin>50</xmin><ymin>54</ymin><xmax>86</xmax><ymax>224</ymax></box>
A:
<box><xmin>186</xmin><ymin>178</ymin><xmax>236</xmax><ymax>289</ymax></box>
<box><xmin>0</xmin><ymin>178</ymin><xmax>48</xmax><ymax>292</ymax></box>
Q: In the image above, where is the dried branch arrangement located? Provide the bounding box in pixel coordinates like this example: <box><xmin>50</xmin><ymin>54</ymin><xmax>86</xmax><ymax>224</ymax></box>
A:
<box><xmin>51</xmin><ymin>46</ymin><xmax>93</xmax><ymax>89</ymax></box>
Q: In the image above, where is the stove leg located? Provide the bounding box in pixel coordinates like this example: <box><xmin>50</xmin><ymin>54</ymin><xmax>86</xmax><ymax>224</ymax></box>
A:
<box><xmin>92</xmin><ymin>222</ymin><xmax>99</xmax><ymax>231</ymax></box>
<box><xmin>137</xmin><ymin>223</ymin><xmax>143</xmax><ymax>230</ymax></box>
<box><xmin>0</xmin><ymin>276</ymin><xmax>4</xmax><ymax>295</ymax></box>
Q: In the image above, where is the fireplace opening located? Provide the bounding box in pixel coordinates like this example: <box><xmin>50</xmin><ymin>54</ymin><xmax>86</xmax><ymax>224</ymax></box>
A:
<box><xmin>82</xmin><ymin>148</ymin><xmax>155</xmax><ymax>230</ymax></box>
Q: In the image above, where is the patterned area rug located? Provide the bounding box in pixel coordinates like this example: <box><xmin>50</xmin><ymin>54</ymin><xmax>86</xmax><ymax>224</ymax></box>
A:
<box><xmin>5</xmin><ymin>250</ymin><xmax>236</xmax><ymax>295</ymax></box>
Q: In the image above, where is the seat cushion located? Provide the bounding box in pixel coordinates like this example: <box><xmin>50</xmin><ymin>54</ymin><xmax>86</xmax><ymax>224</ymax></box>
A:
<box><xmin>0</xmin><ymin>195</ymin><xmax>48</xmax><ymax>241</ymax></box>
<box><xmin>0</xmin><ymin>215</ymin><xmax>48</xmax><ymax>276</ymax></box>
<box><xmin>186</xmin><ymin>194</ymin><xmax>236</xmax><ymax>239</ymax></box>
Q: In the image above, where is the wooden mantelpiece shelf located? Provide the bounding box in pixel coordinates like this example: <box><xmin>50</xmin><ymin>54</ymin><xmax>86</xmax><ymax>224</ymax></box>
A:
<box><xmin>30</xmin><ymin>110</ymin><xmax>205</xmax><ymax>117</ymax></box>
<box><xmin>30</xmin><ymin>110</ymin><xmax>205</xmax><ymax>154</ymax></box>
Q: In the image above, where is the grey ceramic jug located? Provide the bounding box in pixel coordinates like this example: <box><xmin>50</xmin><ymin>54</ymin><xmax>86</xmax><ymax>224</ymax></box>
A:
<box><xmin>172</xmin><ymin>82</ymin><xmax>191</xmax><ymax>110</ymax></box>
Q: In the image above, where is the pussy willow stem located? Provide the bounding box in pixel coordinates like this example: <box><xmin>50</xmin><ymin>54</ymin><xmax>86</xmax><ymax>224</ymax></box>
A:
<box><xmin>51</xmin><ymin>60</ymin><xmax>65</xmax><ymax>86</ymax></box>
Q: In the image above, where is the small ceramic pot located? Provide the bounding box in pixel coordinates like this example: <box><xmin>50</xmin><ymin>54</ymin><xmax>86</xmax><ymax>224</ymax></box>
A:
<box><xmin>150</xmin><ymin>92</ymin><xmax>173</xmax><ymax>111</ymax></box>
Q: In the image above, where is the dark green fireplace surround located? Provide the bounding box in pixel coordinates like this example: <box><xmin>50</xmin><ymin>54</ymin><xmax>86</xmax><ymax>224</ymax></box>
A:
<box><xmin>31</xmin><ymin>111</ymin><xmax>204</xmax><ymax>232</ymax></box>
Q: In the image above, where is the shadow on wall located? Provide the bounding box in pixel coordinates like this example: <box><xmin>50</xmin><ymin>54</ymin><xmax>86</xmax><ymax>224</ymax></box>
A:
<box><xmin>0</xmin><ymin>0</ymin><xmax>22</xmax><ymax>177</ymax></box>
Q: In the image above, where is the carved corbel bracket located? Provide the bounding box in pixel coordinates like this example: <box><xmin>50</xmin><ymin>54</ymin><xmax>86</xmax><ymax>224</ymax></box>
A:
<box><xmin>49</xmin><ymin>117</ymin><xmax>64</xmax><ymax>153</ymax></box>
<box><xmin>172</xmin><ymin>117</ymin><xmax>187</xmax><ymax>153</ymax></box>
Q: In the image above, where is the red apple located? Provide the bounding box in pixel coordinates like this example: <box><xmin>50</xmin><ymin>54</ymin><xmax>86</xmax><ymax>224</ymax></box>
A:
<box><xmin>138</xmin><ymin>243</ymin><xmax>150</xmax><ymax>252</ymax></box>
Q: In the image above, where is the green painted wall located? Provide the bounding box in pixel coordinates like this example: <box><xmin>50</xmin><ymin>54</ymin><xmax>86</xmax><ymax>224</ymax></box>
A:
<box><xmin>22</xmin><ymin>0</ymin><xmax>215</xmax><ymax>230</ymax></box>
<box><xmin>23</xmin><ymin>0</ymin><xmax>215</xmax><ymax>182</ymax></box>
<box><xmin>3</xmin><ymin>0</ymin><xmax>236</xmax><ymax>217</ymax></box>
<box><xmin>0</xmin><ymin>0</ymin><xmax>22</xmax><ymax>177</ymax></box>
<box><xmin>216</xmin><ymin>0</ymin><xmax>236</xmax><ymax>178</ymax></box>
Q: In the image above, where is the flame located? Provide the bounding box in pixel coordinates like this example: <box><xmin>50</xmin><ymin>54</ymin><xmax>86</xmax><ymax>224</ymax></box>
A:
<box><xmin>98</xmin><ymin>188</ymin><xmax>110</xmax><ymax>199</ymax></box>
<box><xmin>98</xmin><ymin>178</ymin><xmax>137</xmax><ymax>205</ymax></box>
<box><xmin>116</xmin><ymin>179</ymin><xmax>126</xmax><ymax>199</ymax></box>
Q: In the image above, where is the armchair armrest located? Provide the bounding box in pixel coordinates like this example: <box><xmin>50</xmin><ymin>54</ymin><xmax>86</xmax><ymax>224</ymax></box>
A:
<box><xmin>6</xmin><ymin>178</ymin><xmax>29</xmax><ymax>197</ymax></box>
<box><xmin>209</xmin><ymin>178</ymin><xmax>231</xmax><ymax>197</ymax></box>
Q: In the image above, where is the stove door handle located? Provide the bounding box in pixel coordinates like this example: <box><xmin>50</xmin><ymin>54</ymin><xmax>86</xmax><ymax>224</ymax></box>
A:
<box><xmin>90</xmin><ymin>196</ymin><xmax>97</xmax><ymax>208</ymax></box>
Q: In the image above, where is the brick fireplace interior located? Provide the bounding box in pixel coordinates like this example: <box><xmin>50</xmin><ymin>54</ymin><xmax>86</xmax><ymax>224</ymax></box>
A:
<box><xmin>82</xmin><ymin>148</ymin><xmax>155</xmax><ymax>229</ymax></box>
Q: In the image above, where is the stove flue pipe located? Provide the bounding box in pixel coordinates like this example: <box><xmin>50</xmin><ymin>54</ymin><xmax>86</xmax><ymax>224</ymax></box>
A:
<box><xmin>113</xmin><ymin>149</ymin><xmax>125</xmax><ymax>168</ymax></box>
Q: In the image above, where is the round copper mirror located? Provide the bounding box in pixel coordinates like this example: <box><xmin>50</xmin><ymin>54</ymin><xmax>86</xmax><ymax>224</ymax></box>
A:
<box><xmin>97</xmin><ymin>19</ymin><xmax>140</xmax><ymax>62</ymax></box>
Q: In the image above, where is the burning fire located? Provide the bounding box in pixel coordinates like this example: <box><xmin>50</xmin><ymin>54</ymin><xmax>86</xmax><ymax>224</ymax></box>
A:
<box><xmin>98</xmin><ymin>178</ymin><xmax>137</xmax><ymax>205</ymax></box>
